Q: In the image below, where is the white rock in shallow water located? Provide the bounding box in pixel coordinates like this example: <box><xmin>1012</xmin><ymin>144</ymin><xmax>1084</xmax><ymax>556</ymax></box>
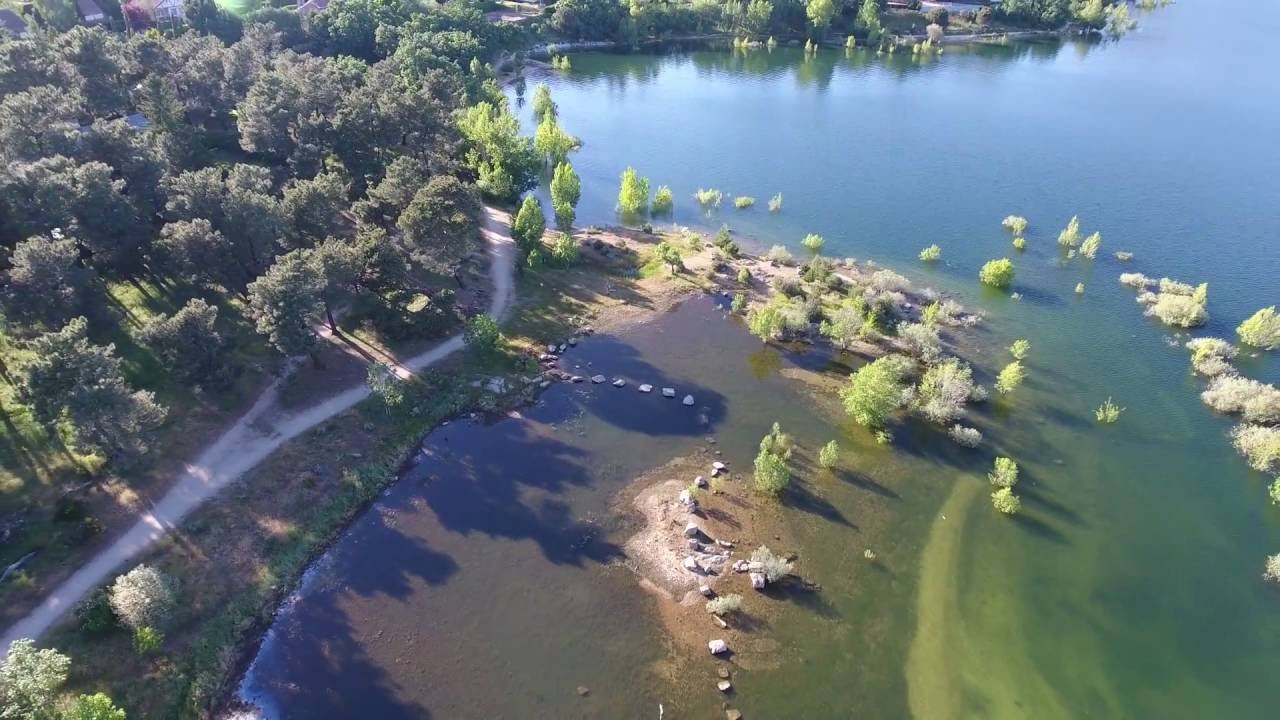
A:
<box><xmin>683</xmin><ymin>395</ymin><xmax>695</xmax><ymax>406</ymax></box>
<box><xmin>612</xmin><ymin>378</ymin><xmax>626</xmax><ymax>387</ymax></box>
<box><xmin>590</xmin><ymin>375</ymin><xmax>606</xmax><ymax>384</ymax></box>
<box><xmin>639</xmin><ymin>384</ymin><xmax>653</xmax><ymax>393</ymax></box>
<box><xmin>662</xmin><ymin>387</ymin><xmax>676</xmax><ymax>397</ymax></box>
<box><xmin>708</xmin><ymin>639</ymin><xmax>729</xmax><ymax>655</ymax></box>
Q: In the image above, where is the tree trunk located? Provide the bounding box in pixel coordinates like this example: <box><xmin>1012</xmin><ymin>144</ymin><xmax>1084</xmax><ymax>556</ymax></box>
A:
<box><xmin>325</xmin><ymin>303</ymin><xmax>338</xmax><ymax>334</ymax></box>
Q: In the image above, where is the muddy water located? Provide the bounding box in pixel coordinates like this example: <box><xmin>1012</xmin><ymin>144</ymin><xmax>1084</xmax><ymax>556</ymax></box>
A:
<box><xmin>239</xmin><ymin>297</ymin><xmax>918</xmax><ymax>718</ymax></box>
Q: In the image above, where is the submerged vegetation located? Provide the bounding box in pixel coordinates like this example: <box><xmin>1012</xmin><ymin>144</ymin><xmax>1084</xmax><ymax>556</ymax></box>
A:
<box><xmin>1237</xmin><ymin>307</ymin><xmax>1280</xmax><ymax>350</ymax></box>
<box><xmin>1095</xmin><ymin>397</ymin><xmax>1124</xmax><ymax>424</ymax></box>
<box><xmin>919</xmin><ymin>244</ymin><xmax>941</xmax><ymax>262</ymax></box>
<box><xmin>979</xmin><ymin>258</ymin><xmax>1015</xmax><ymax>288</ymax></box>
<box><xmin>754</xmin><ymin>423</ymin><xmax>793</xmax><ymax>495</ymax></box>
<box><xmin>1002</xmin><ymin>215</ymin><xmax>1029</xmax><ymax>236</ymax></box>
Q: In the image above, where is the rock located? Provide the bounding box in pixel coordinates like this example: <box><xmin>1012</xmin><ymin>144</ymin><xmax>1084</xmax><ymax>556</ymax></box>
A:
<box><xmin>612</xmin><ymin>378</ymin><xmax>626</xmax><ymax>387</ymax></box>
<box><xmin>712</xmin><ymin>461</ymin><xmax>727</xmax><ymax>471</ymax></box>
<box><xmin>708</xmin><ymin>639</ymin><xmax>729</xmax><ymax>655</ymax></box>
<box><xmin>683</xmin><ymin>395</ymin><xmax>695</xmax><ymax>406</ymax></box>
<box><xmin>568</xmin><ymin>337</ymin><xmax>578</xmax><ymax>346</ymax></box>
<box><xmin>639</xmin><ymin>384</ymin><xmax>653</xmax><ymax>393</ymax></box>
<box><xmin>717</xmin><ymin>667</ymin><xmax>731</xmax><ymax>679</ymax></box>
<box><xmin>717</xmin><ymin>539</ymin><xmax>734</xmax><ymax>549</ymax></box>
<box><xmin>726</xmin><ymin>710</ymin><xmax>743</xmax><ymax>720</ymax></box>
<box><xmin>747</xmin><ymin>561</ymin><xmax>763</xmax><ymax>572</ymax></box>
<box><xmin>590</xmin><ymin>374</ymin><xmax>606</xmax><ymax>384</ymax></box>
<box><xmin>559</xmin><ymin>344</ymin><xmax>567</xmax><ymax>352</ymax></box>
<box><xmin>694</xmin><ymin>475</ymin><xmax>708</xmax><ymax>488</ymax></box>
<box><xmin>713</xmin><ymin>615</ymin><xmax>728</xmax><ymax>629</ymax></box>
<box><xmin>662</xmin><ymin>387</ymin><xmax>676</xmax><ymax>397</ymax></box>
<box><xmin>684</xmin><ymin>522</ymin><xmax>700</xmax><ymax>538</ymax></box>
<box><xmin>687</xmin><ymin>538</ymin><xmax>701</xmax><ymax>550</ymax></box>
<box><xmin>683</xmin><ymin>556</ymin><xmax>702</xmax><ymax>573</ymax></box>
<box><xmin>700</xmin><ymin>585</ymin><xmax>714</xmax><ymax>598</ymax></box>
<box><xmin>570</xmin><ymin>375</ymin><xmax>584</xmax><ymax>383</ymax></box>
<box><xmin>540</xmin><ymin>381</ymin><xmax>552</xmax><ymax>389</ymax></box>
<box><xmin>750</xmin><ymin>572</ymin><xmax>766</xmax><ymax>590</ymax></box>
<box><xmin>718</xmin><ymin>680</ymin><xmax>733</xmax><ymax>693</ymax></box>
<box><xmin>732</xmin><ymin>560</ymin><xmax>749</xmax><ymax>573</ymax></box>
<box><xmin>576</xmin><ymin>686</ymin><xmax>590</xmax><ymax>697</ymax></box>
<box><xmin>547</xmin><ymin>344</ymin><xmax>557</xmax><ymax>353</ymax></box>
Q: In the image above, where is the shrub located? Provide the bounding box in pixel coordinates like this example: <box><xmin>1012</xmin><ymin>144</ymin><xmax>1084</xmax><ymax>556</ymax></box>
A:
<box><xmin>109</xmin><ymin>564</ymin><xmax>175</xmax><ymax>631</ymax></box>
<box><xmin>736</xmin><ymin>267</ymin><xmax>751</xmax><ymax>285</ymax></box>
<box><xmin>1202</xmin><ymin>376</ymin><xmax>1280</xmax><ymax>424</ymax></box>
<box><xmin>913</xmin><ymin>359</ymin><xmax>975</xmax><ymax>425</ymax></box>
<box><xmin>1147</xmin><ymin>293</ymin><xmax>1208</xmax><ymax>328</ymax></box>
<box><xmin>919</xmin><ymin>244</ymin><xmax>941</xmax><ymax>262</ymax></box>
<box><xmin>751</xmin><ymin>546</ymin><xmax>794</xmax><ymax>583</ymax></box>
<box><xmin>68</xmin><ymin>693</ymin><xmax>127</xmax><ymax>720</ymax></box>
<box><xmin>760</xmin><ymin>422</ymin><xmax>794</xmax><ymax>460</ymax></box>
<box><xmin>772</xmin><ymin>276</ymin><xmax>805</xmax><ymax>297</ymax></box>
<box><xmin>695</xmin><ymin>188</ymin><xmax>723</xmax><ymax>208</ymax></box>
<box><xmin>979</xmin><ymin>258</ymin><xmax>1015</xmax><ymax>288</ymax></box>
<box><xmin>1237</xmin><ymin>307</ymin><xmax>1280</xmax><ymax>350</ymax></box>
<box><xmin>1009</xmin><ymin>339</ymin><xmax>1031</xmax><ymax>360</ymax></box>
<box><xmin>1013</xmin><ymin>236</ymin><xmax>1027</xmax><ymax>251</ymax></box>
<box><xmin>1266</xmin><ymin>554</ymin><xmax>1280</xmax><ymax>585</ymax></box>
<box><xmin>1119</xmin><ymin>272</ymin><xmax>1153</xmax><ymax>289</ymax></box>
<box><xmin>868</xmin><ymin>269</ymin><xmax>910</xmax><ymax>293</ymax></box>
<box><xmin>1159</xmin><ymin>278</ymin><xmax>1195</xmax><ymax>295</ymax></box>
<box><xmin>655</xmin><ymin>241</ymin><xmax>684</xmax><ymax>274</ymax></box>
<box><xmin>767</xmin><ymin>245</ymin><xmax>794</xmax><ymax>265</ymax></box>
<box><xmin>705</xmin><ymin>594</ymin><xmax>744</xmax><ymax>616</ymax></box>
<box><xmin>991</xmin><ymin>487</ymin><xmax>1021</xmax><ymax>515</ymax></box>
<box><xmin>133</xmin><ymin>626</ymin><xmax>164</xmax><ymax>655</ymax></box>
<box><xmin>841</xmin><ymin>355</ymin><xmax>912</xmax><ymax>427</ymax></box>
<box><xmin>995</xmin><ymin>361</ymin><xmax>1025</xmax><ymax>394</ymax></box>
<box><xmin>769</xmin><ymin>193</ymin><xmax>783</xmax><ymax>213</ymax></box>
<box><xmin>753</xmin><ymin>446</ymin><xmax>791</xmax><ymax>495</ymax></box>
<box><xmin>652</xmin><ymin>185</ymin><xmax>674</xmax><ymax>214</ymax></box>
<box><xmin>1095</xmin><ymin>397</ymin><xmax>1124</xmax><ymax>424</ymax></box>
<box><xmin>1233</xmin><ymin>424</ymin><xmax>1280</xmax><ymax>473</ymax></box>
<box><xmin>989</xmin><ymin>457</ymin><xmax>1019</xmax><ymax>489</ymax></box>
<box><xmin>1058</xmin><ymin>215</ymin><xmax>1081</xmax><ymax>247</ymax></box>
<box><xmin>734</xmin><ymin>196</ymin><xmax>755</xmax><ymax>209</ymax></box>
<box><xmin>1270</xmin><ymin>478</ymin><xmax>1280</xmax><ymax>507</ymax></box>
<box><xmin>75</xmin><ymin>588</ymin><xmax>118</xmax><ymax>636</ymax></box>
<box><xmin>463</xmin><ymin>314</ymin><xmax>501</xmax><ymax>354</ymax></box>
<box><xmin>731</xmin><ymin>293</ymin><xmax>747</xmax><ymax>314</ymax></box>
<box><xmin>949</xmin><ymin>424</ymin><xmax>982</xmax><ymax>447</ymax></box>
<box><xmin>1080</xmin><ymin>232</ymin><xmax>1101</xmax><ymax>259</ymax></box>
<box><xmin>819</xmin><ymin>440</ymin><xmax>840</xmax><ymax>468</ymax></box>
<box><xmin>551</xmin><ymin>232</ymin><xmax>580</xmax><ymax>266</ymax></box>
<box><xmin>801</xmin><ymin>233</ymin><xmax>825</xmax><ymax>253</ymax></box>
<box><xmin>899</xmin><ymin>322</ymin><xmax>941</xmax><ymax>362</ymax></box>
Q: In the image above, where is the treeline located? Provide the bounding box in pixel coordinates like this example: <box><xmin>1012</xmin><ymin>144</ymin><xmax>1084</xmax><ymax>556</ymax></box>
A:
<box><xmin>0</xmin><ymin>0</ymin><xmax>526</xmax><ymax>466</ymax></box>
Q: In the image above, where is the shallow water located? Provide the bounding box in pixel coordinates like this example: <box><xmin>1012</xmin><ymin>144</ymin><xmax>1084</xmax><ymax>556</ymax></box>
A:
<box><xmin>243</xmin><ymin>3</ymin><xmax>1280</xmax><ymax>717</ymax></box>
<box><xmin>503</xmin><ymin>2</ymin><xmax>1280</xmax><ymax>716</ymax></box>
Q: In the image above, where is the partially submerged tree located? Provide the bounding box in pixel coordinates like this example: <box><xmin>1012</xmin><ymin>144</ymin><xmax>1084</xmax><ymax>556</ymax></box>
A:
<box><xmin>841</xmin><ymin>355</ymin><xmax>911</xmax><ymax>428</ymax></box>
<box><xmin>818</xmin><ymin>440</ymin><xmax>840</xmax><ymax>468</ymax></box>
<box><xmin>989</xmin><ymin>457</ymin><xmax>1019</xmax><ymax>489</ymax></box>
<box><xmin>1237</xmin><ymin>307</ymin><xmax>1280</xmax><ymax>350</ymax></box>
<box><xmin>995</xmin><ymin>361</ymin><xmax>1025</xmax><ymax>394</ymax></box>
<box><xmin>912</xmin><ymin>358</ymin><xmax>975</xmax><ymax>424</ymax></box>
<box><xmin>617</xmin><ymin>166</ymin><xmax>650</xmax><ymax>215</ymax></box>
<box><xmin>991</xmin><ymin>487</ymin><xmax>1021</xmax><ymax>515</ymax></box>
<box><xmin>979</xmin><ymin>258</ymin><xmax>1014</xmax><ymax>288</ymax></box>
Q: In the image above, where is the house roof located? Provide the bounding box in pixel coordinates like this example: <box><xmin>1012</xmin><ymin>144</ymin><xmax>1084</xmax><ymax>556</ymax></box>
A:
<box><xmin>0</xmin><ymin>9</ymin><xmax>28</xmax><ymax>36</ymax></box>
<box><xmin>297</xmin><ymin>0</ymin><xmax>329</xmax><ymax>15</ymax></box>
<box><xmin>77</xmin><ymin>0</ymin><xmax>106</xmax><ymax>19</ymax></box>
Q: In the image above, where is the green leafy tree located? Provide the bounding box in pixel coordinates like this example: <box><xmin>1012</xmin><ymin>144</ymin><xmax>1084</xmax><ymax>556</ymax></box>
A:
<box><xmin>995</xmin><ymin>361</ymin><xmax>1025</xmax><ymax>394</ymax></box>
<box><xmin>979</xmin><ymin>258</ymin><xmax>1015</xmax><ymax>288</ymax></box>
<box><xmin>511</xmin><ymin>195</ymin><xmax>548</xmax><ymax>255</ymax></box>
<box><xmin>806</xmin><ymin>0</ymin><xmax>836</xmax><ymax>36</ymax></box>
<box><xmin>819</xmin><ymin>297</ymin><xmax>869</xmax><ymax>349</ymax></box>
<box><xmin>138</xmin><ymin>299</ymin><xmax>227</xmax><ymax>385</ymax></box>
<box><xmin>991</xmin><ymin>487</ymin><xmax>1021</xmax><ymax>515</ymax></box>
<box><xmin>989</xmin><ymin>457</ymin><xmax>1019</xmax><ymax>489</ymax></box>
<box><xmin>246</xmin><ymin>250</ymin><xmax>325</xmax><ymax>359</ymax></box>
<box><xmin>534</xmin><ymin>115</ymin><xmax>578</xmax><ymax>165</ymax></box>
<box><xmin>282</xmin><ymin>171</ymin><xmax>348</xmax><ymax>249</ymax></box>
<box><xmin>458</xmin><ymin>100</ymin><xmax>540</xmax><ymax>200</ymax></box>
<box><xmin>0</xmin><ymin>639</ymin><xmax>70</xmax><ymax>720</ymax></box>
<box><xmin>655</xmin><ymin>240</ymin><xmax>684</xmax><ymax>274</ymax></box>
<box><xmin>20</xmin><ymin>318</ymin><xmax>167</xmax><ymax>458</ymax></box>
<box><xmin>617</xmin><ymin>166</ymin><xmax>650</xmax><ymax>215</ymax></box>
<box><xmin>2</xmin><ymin>234</ymin><xmax>97</xmax><ymax>331</ymax></box>
<box><xmin>841</xmin><ymin>355</ymin><xmax>911</xmax><ymax>428</ymax></box>
<box><xmin>652</xmin><ymin>185</ymin><xmax>674</xmax><ymax>214</ymax></box>
<box><xmin>801</xmin><ymin>233</ymin><xmax>825</xmax><ymax>253</ymax></box>
<box><xmin>856</xmin><ymin>0</ymin><xmax>883</xmax><ymax>41</ymax></box>
<box><xmin>551</xmin><ymin>233</ymin><xmax>580</xmax><ymax>266</ymax></box>
<box><xmin>550</xmin><ymin>161</ymin><xmax>582</xmax><ymax>230</ymax></box>
<box><xmin>531</xmin><ymin>83</ymin><xmax>557</xmax><ymax>120</ymax></box>
<box><xmin>551</xmin><ymin>0</ymin><xmax>627</xmax><ymax>40</ymax></box>
<box><xmin>1057</xmin><ymin>215</ymin><xmax>1081</xmax><ymax>247</ymax></box>
<box><xmin>397</xmin><ymin>175</ymin><xmax>480</xmax><ymax>272</ymax></box>
<box><xmin>753</xmin><ymin>440</ymin><xmax>791</xmax><ymax>496</ymax></box>
<box><xmin>67</xmin><ymin>693</ymin><xmax>128</xmax><ymax>720</ymax></box>
<box><xmin>1237</xmin><ymin>307</ymin><xmax>1280</xmax><ymax>350</ymax></box>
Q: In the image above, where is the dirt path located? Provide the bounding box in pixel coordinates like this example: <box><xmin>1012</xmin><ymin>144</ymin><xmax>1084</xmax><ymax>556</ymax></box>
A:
<box><xmin>2</xmin><ymin>208</ymin><xmax>516</xmax><ymax>651</ymax></box>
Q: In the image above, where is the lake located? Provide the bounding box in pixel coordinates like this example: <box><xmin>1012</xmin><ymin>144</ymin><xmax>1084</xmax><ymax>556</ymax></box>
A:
<box><xmin>241</xmin><ymin>2</ymin><xmax>1280</xmax><ymax>717</ymax></box>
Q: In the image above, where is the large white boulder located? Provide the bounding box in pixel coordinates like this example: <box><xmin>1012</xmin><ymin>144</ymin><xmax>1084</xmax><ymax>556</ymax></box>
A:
<box><xmin>708</xmin><ymin>639</ymin><xmax>729</xmax><ymax>655</ymax></box>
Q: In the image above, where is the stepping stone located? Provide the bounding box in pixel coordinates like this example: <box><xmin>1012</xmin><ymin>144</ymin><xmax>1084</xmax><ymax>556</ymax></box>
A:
<box><xmin>612</xmin><ymin>378</ymin><xmax>626</xmax><ymax>387</ymax></box>
<box><xmin>590</xmin><ymin>375</ymin><xmax>606</xmax><ymax>384</ymax></box>
<box><xmin>639</xmin><ymin>384</ymin><xmax>653</xmax><ymax>393</ymax></box>
<box><xmin>683</xmin><ymin>395</ymin><xmax>695</xmax><ymax>406</ymax></box>
<box><xmin>718</xmin><ymin>680</ymin><xmax>732</xmax><ymax>693</ymax></box>
<box><xmin>662</xmin><ymin>387</ymin><xmax>676</xmax><ymax>397</ymax></box>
